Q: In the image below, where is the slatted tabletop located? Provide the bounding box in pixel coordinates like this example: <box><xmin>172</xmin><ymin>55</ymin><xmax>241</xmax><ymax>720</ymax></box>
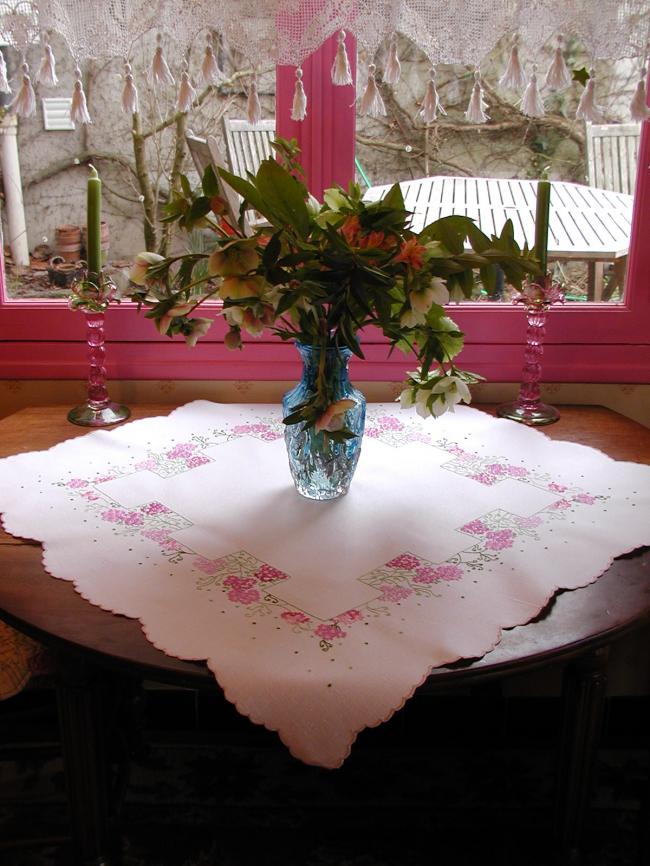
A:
<box><xmin>364</xmin><ymin>176</ymin><xmax>634</xmax><ymax>262</ymax></box>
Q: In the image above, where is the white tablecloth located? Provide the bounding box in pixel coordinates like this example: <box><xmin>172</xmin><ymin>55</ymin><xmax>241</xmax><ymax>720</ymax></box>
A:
<box><xmin>1</xmin><ymin>402</ymin><xmax>649</xmax><ymax>767</ymax></box>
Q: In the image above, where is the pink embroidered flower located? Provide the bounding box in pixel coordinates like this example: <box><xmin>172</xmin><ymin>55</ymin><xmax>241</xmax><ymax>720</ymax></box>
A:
<box><xmin>93</xmin><ymin>475</ymin><xmax>116</xmax><ymax>484</ymax></box>
<box><xmin>281</xmin><ymin>611</ymin><xmax>311</xmax><ymax>624</ymax></box>
<box><xmin>101</xmin><ymin>508</ymin><xmax>128</xmax><ymax>523</ymax></box>
<box><xmin>447</xmin><ymin>445</ymin><xmax>469</xmax><ymax>459</ymax></box>
<box><xmin>255</xmin><ymin>564</ymin><xmax>288</xmax><ymax>583</ymax></box>
<box><xmin>193</xmin><ymin>556</ymin><xmax>227</xmax><ymax>574</ymax></box>
<box><xmin>135</xmin><ymin>459</ymin><xmax>157</xmax><ymax>471</ymax></box>
<box><xmin>461</xmin><ymin>519</ymin><xmax>488</xmax><ymax>535</ymax></box>
<box><xmin>315</xmin><ymin>623</ymin><xmax>347</xmax><ymax>640</ymax></box>
<box><xmin>405</xmin><ymin>432</ymin><xmax>431</xmax><ymax>444</ymax></box>
<box><xmin>365</xmin><ymin>427</ymin><xmax>381</xmax><ymax>438</ymax></box>
<box><xmin>506</xmin><ymin>465</ymin><xmax>529</xmax><ymax>478</ymax></box>
<box><xmin>516</xmin><ymin>515</ymin><xmax>543</xmax><ymax>529</ymax></box>
<box><xmin>484</xmin><ymin>529</ymin><xmax>515</xmax><ymax>550</ymax></box>
<box><xmin>573</xmin><ymin>493</ymin><xmax>596</xmax><ymax>505</ymax></box>
<box><xmin>386</xmin><ymin>553</ymin><xmax>421</xmax><ymax>570</ymax></box>
<box><xmin>141</xmin><ymin>528</ymin><xmax>171</xmax><ymax>542</ymax></box>
<box><xmin>81</xmin><ymin>491</ymin><xmax>99</xmax><ymax>501</ymax></box>
<box><xmin>232</xmin><ymin>424</ymin><xmax>253</xmax><ymax>435</ymax></box>
<box><xmin>377</xmin><ymin>415</ymin><xmax>403</xmax><ymax>431</ymax></box>
<box><xmin>185</xmin><ymin>455</ymin><xmax>210</xmax><ymax>469</ymax></box>
<box><xmin>227</xmin><ymin>587</ymin><xmax>261</xmax><ymax>605</ymax></box>
<box><xmin>223</xmin><ymin>575</ymin><xmax>257</xmax><ymax>590</ymax></box>
<box><xmin>260</xmin><ymin>430</ymin><xmax>283</xmax><ymax>441</ymax></box>
<box><xmin>379</xmin><ymin>584</ymin><xmax>413</xmax><ymax>602</ymax></box>
<box><xmin>166</xmin><ymin>443</ymin><xmax>196</xmax><ymax>459</ymax></box>
<box><xmin>550</xmin><ymin>499</ymin><xmax>572</xmax><ymax>510</ymax></box>
<box><xmin>67</xmin><ymin>478</ymin><xmax>88</xmax><ymax>488</ymax></box>
<box><xmin>486</xmin><ymin>463</ymin><xmax>507</xmax><ymax>475</ymax></box>
<box><xmin>122</xmin><ymin>511</ymin><xmax>145</xmax><ymax>526</ymax></box>
<box><xmin>470</xmin><ymin>472</ymin><xmax>498</xmax><ymax>485</ymax></box>
<box><xmin>549</xmin><ymin>482</ymin><xmax>568</xmax><ymax>493</ymax></box>
<box><xmin>140</xmin><ymin>501</ymin><xmax>171</xmax><ymax>516</ymax></box>
<box><xmin>337</xmin><ymin>609</ymin><xmax>363</xmax><ymax>625</ymax></box>
<box><xmin>414</xmin><ymin>564</ymin><xmax>463</xmax><ymax>583</ymax></box>
<box><xmin>161</xmin><ymin>538</ymin><xmax>182</xmax><ymax>551</ymax></box>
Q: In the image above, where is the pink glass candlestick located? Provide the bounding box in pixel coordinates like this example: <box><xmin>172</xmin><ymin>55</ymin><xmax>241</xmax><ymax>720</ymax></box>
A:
<box><xmin>497</xmin><ymin>277</ymin><xmax>564</xmax><ymax>426</ymax></box>
<box><xmin>68</xmin><ymin>310</ymin><xmax>130</xmax><ymax>427</ymax></box>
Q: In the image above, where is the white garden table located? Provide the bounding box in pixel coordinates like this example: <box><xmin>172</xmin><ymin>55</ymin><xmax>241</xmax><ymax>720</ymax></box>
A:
<box><xmin>364</xmin><ymin>177</ymin><xmax>634</xmax><ymax>300</ymax></box>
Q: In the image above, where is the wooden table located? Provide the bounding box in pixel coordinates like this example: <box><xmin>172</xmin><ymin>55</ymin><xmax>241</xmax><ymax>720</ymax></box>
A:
<box><xmin>1</xmin><ymin>405</ymin><xmax>649</xmax><ymax>865</ymax></box>
<box><xmin>364</xmin><ymin>176</ymin><xmax>634</xmax><ymax>299</ymax></box>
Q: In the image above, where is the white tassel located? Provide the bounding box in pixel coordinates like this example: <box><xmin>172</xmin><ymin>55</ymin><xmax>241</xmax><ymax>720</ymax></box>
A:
<box><xmin>177</xmin><ymin>69</ymin><xmax>196</xmax><ymax>113</ymax></box>
<box><xmin>290</xmin><ymin>67</ymin><xmax>307</xmax><ymax>121</ymax></box>
<box><xmin>465</xmin><ymin>70</ymin><xmax>489</xmax><ymax>124</ymax></box>
<box><xmin>10</xmin><ymin>63</ymin><xmax>36</xmax><ymax>118</ymax></box>
<box><xmin>149</xmin><ymin>35</ymin><xmax>175</xmax><ymax>87</ymax></box>
<box><xmin>499</xmin><ymin>39</ymin><xmax>526</xmax><ymax>91</ymax></box>
<box><xmin>331</xmin><ymin>29</ymin><xmax>352</xmax><ymax>86</ymax></box>
<box><xmin>418</xmin><ymin>68</ymin><xmax>446</xmax><ymax>123</ymax></box>
<box><xmin>383</xmin><ymin>35</ymin><xmax>401</xmax><ymax>85</ymax></box>
<box><xmin>247</xmin><ymin>76</ymin><xmax>262</xmax><ymax>124</ymax></box>
<box><xmin>544</xmin><ymin>39</ymin><xmax>572</xmax><ymax>92</ymax></box>
<box><xmin>521</xmin><ymin>65</ymin><xmax>545</xmax><ymax>117</ymax></box>
<box><xmin>121</xmin><ymin>62</ymin><xmax>139</xmax><ymax>114</ymax></box>
<box><xmin>70</xmin><ymin>67</ymin><xmax>91</xmax><ymax>124</ymax></box>
<box><xmin>201</xmin><ymin>38</ymin><xmax>222</xmax><ymax>86</ymax></box>
<box><xmin>37</xmin><ymin>39</ymin><xmax>58</xmax><ymax>87</ymax></box>
<box><xmin>0</xmin><ymin>51</ymin><xmax>10</xmax><ymax>94</ymax></box>
<box><xmin>575</xmin><ymin>69</ymin><xmax>604</xmax><ymax>123</ymax></box>
<box><xmin>630</xmin><ymin>69</ymin><xmax>649</xmax><ymax>121</ymax></box>
<box><xmin>360</xmin><ymin>63</ymin><xmax>386</xmax><ymax>118</ymax></box>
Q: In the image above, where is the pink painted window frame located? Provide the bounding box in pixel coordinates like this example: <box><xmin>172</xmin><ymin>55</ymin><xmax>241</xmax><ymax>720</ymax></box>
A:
<box><xmin>1</xmin><ymin>59</ymin><xmax>648</xmax><ymax>384</ymax></box>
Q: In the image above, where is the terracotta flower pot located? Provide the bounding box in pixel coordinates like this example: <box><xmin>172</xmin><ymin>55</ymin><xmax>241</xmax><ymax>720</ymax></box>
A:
<box><xmin>55</xmin><ymin>224</ymin><xmax>82</xmax><ymax>263</ymax></box>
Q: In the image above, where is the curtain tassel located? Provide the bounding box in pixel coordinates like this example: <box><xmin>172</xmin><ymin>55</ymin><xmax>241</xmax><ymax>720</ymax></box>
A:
<box><xmin>360</xmin><ymin>63</ymin><xmax>386</xmax><ymax>117</ymax></box>
<box><xmin>419</xmin><ymin>68</ymin><xmax>446</xmax><ymax>123</ymax></box>
<box><xmin>331</xmin><ymin>29</ymin><xmax>353</xmax><ymax>86</ymax></box>
<box><xmin>247</xmin><ymin>75</ymin><xmax>262</xmax><ymax>124</ymax></box>
<box><xmin>37</xmin><ymin>38</ymin><xmax>58</xmax><ymax>87</ymax></box>
<box><xmin>630</xmin><ymin>69</ymin><xmax>649</xmax><ymax>121</ymax></box>
<box><xmin>575</xmin><ymin>69</ymin><xmax>603</xmax><ymax>123</ymax></box>
<box><xmin>177</xmin><ymin>69</ymin><xmax>196</xmax><ymax>113</ymax></box>
<box><xmin>10</xmin><ymin>63</ymin><xmax>36</xmax><ymax>118</ymax></box>
<box><xmin>201</xmin><ymin>36</ymin><xmax>222</xmax><ymax>86</ymax></box>
<box><xmin>544</xmin><ymin>38</ymin><xmax>572</xmax><ymax>91</ymax></box>
<box><xmin>383</xmin><ymin>35</ymin><xmax>401</xmax><ymax>85</ymax></box>
<box><xmin>291</xmin><ymin>67</ymin><xmax>307</xmax><ymax>121</ymax></box>
<box><xmin>121</xmin><ymin>62</ymin><xmax>139</xmax><ymax>114</ymax></box>
<box><xmin>499</xmin><ymin>38</ymin><xmax>526</xmax><ymax>91</ymax></box>
<box><xmin>149</xmin><ymin>34</ymin><xmax>175</xmax><ymax>87</ymax></box>
<box><xmin>521</xmin><ymin>65</ymin><xmax>545</xmax><ymax>117</ymax></box>
<box><xmin>465</xmin><ymin>69</ymin><xmax>489</xmax><ymax>123</ymax></box>
<box><xmin>70</xmin><ymin>67</ymin><xmax>91</xmax><ymax>124</ymax></box>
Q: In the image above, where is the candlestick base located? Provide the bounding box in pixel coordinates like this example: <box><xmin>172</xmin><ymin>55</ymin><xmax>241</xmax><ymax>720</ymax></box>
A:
<box><xmin>496</xmin><ymin>400</ymin><xmax>560</xmax><ymax>426</ymax></box>
<box><xmin>67</xmin><ymin>401</ymin><xmax>131</xmax><ymax>427</ymax></box>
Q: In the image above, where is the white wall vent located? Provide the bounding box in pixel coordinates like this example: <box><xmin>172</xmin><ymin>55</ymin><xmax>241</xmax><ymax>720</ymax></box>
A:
<box><xmin>42</xmin><ymin>97</ymin><xmax>75</xmax><ymax>131</ymax></box>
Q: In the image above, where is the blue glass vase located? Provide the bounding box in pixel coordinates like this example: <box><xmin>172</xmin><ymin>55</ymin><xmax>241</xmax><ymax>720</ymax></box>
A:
<box><xmin>282</xmin><ymin>342</ymin><xmax>366</xmax><ymax>500</ymax></box>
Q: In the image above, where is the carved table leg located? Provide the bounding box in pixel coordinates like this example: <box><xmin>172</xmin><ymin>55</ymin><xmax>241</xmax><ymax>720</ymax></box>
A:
<box><xmin>56</xmin><ymin>656</ymin><xmax>115</xmax><ymax>866</ymax></box>
<box><xmin>554</xmin><ymin>646</ymin><xmax>610</xmax><ymax>866</ymax></box>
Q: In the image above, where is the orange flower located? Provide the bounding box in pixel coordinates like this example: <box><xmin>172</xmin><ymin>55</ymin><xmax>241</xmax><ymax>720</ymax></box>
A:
<box><xmin>395</xmin><ymin>237</ymin><xmax>426</xmax><ymax>270</ymax></box>
<box><xmin>340</xmin><ymin>215</ymin><xmax>362</xmax><ymax>246</ymax></box>
<box><xmin>358</xmin><ymin>230</ymin><xmax>386</xmax><ymax>250</ymax></box>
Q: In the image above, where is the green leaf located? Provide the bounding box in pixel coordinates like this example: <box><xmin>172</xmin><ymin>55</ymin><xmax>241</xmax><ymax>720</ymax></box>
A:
<box><xmin>202</xmin><ymin>164</ymin><xmax>220</xmax><ymax>198</ymax></box>
<box><xmin>187</xmin><ymin>197</ymin><xmax>211</xmax><ymax>223</ymax></box>
<box><xmin>218</xmin><ymin>167</ymin><xmax>271</xmax><ymax>219</ymax></box>
<box><xmin>262</xmin><ymin>232</ymin><xmax>282</xmax><ymax>268</ymax></box>
<box><xmin>254</xmin><ymin>159</ymin><xmax>311</xmax><ymax>238</ymax></box>
<box><xmin>180</xmin><ymin>174</ymin><xmax>192</xmax><ymax>199</ymax></box>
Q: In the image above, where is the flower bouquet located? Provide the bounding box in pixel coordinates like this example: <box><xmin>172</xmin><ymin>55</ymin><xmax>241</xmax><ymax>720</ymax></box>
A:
<box><xmin>131</xmin><ymin>139</ymin><xmax>538</xmax><ymax>497</ymax></box>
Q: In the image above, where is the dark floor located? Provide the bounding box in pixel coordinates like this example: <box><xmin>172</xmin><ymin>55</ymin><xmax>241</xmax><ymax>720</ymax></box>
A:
<box><xmin>1</xmin><ymin>688</ymin><xmax>648</xmax><ymax>866</ymax></box>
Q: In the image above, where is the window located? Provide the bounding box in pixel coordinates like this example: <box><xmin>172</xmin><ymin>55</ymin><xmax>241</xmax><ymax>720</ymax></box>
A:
<box><xmin>1</xmin><ymin>41</ymin><xmax>648</xmax><ymax>385</ymax></box>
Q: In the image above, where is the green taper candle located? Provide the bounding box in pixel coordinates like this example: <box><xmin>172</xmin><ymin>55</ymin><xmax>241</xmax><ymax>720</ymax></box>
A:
<box><xmin>87</xmin><ymin>164</ymin><xmax>102</xmax><ymax>285</ymax></box>
<box><xmin>534</xmin><ymin>179</ymin><xmax>551</xmax><ymax>277</ymax></box>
